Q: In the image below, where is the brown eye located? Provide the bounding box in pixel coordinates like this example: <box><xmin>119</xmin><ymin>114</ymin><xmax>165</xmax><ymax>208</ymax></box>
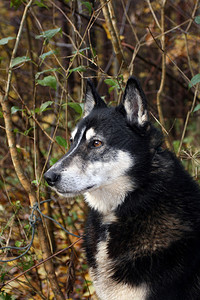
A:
<box><xmin>92</xmin><ymin>140</ymin><xmax>102</xmax><ymax>148</ymax></box>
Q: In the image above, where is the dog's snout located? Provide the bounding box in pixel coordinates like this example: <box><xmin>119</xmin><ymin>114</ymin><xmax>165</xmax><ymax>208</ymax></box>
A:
<box><xmin>44</xmin><ymin>170</ymin><xmax>60</xmax><ymax>186</ymax></box>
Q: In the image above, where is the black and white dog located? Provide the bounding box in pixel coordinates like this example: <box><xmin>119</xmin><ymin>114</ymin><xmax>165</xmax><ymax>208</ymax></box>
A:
<box><xmin>44</xmin><ymin>77</ymin><xmax>200</xmax><ymax>300</ymax></box>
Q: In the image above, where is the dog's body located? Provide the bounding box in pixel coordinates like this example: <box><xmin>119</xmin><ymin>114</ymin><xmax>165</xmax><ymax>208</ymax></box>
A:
<box><xmin>44</xmin><ymin>77</ymin><xmax>200</xmax><ymax>299</ymax></box>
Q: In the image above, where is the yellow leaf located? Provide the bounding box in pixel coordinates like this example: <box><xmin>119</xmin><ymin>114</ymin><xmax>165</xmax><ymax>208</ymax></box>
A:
<box><xmin>83</xmin><ymin>284</ymin><xmax>95</xmax><ymax>297</ymax></box>
<box><xmin>102</xmin><ymin>23</ymin><xmax>111</xmax><ymax>40</ymax></box>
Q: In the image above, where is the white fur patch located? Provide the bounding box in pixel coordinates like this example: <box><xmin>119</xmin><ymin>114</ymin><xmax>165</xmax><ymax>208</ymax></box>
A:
<box><xmin>102</xmin><ymin>212</ymin><xmax>117</xmax><ymax>224</ymax></box>
<box><xmin>84</xmin><ymin>175</ymin><xmax>133</xmax><ymax>214</ymax></box>
<box><xmin>67</xmin><ymin>127</ymin><xmax>86</xmax><ymax>157</ymax></box>
<box><xmin>138</xmin><ymin>109</ymin><xmax>148</xmax><ymax>125</ymax></box>
<box><xmin>84</xmin><ymin>90</ymin><xmax>95</xmax><ymax>117</ymax></box>
<box><xmin>91</xmin><ymin>240</ymin><xmax>149</xmax><ymax>300</ymax></box>
<box><xmin>124</xmin><ymin>90</ymin><xmax>148</xmax><ymax>125</ymax></box>
<box><xmin>84</xmin><ymin>150</ymin><xmax>134</xmax><ymax>213</ymax></box>
<box><xmin>86</xmin><ymin>127</ymin><xmax>96</xmax><ymax>141</ymax></box>
<box><xmin>71</xmin><ymin>127</ymin><xmax>78</xmax><ymax>140</ymax></box>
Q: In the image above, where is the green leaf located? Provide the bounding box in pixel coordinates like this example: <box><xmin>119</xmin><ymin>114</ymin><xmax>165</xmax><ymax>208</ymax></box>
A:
<box><xmin>68</xmin><ymin>102</ymin><xmax>83</xmax><ymax>115</ymax></box>
<box><xmin>55</xmin><ymin>136</ymin><xmax>68</xmax><ymax>149</ymax></box>
<box><xmin>195</xmin><ymin>16</ymin><xmax>200</xmax><ymax>24</ymax></box>
<box><xmin>193</xmin><ymin>103</ymin><xmax>200</xmax><ymax>112</ymax></box>
<box><xmin>35</xmin><ymin>28</ymin><xmax>62</xmax><ymax>41</ymax></box>
<box><xmin>69</xmin><ymin>65</ymin><xmax>86</xmax><ymax>74</ymax></box>
<box><xmin>35</xmin><ymin>68</ymin><xmax>60</xmax><ymax>80</ymax></box>
<box><xmin>173</xmin><ymin>140</ymin><xmax>180</xmax><ymax>153</ymax></box>
<box><xmin>104</xmin><ymin>78</ymin><xmax>120</xmax><ymax>93</ymax></box>
<box><xmin>34</xmin><ymin>107</ymin><xmax>40</xmax><ymax>114</ymax></box>
<box><xmin>19</xmin><ymin>257</ymin><xmax>34</xmax><ymax>271</ymax></box>
<box><xmin>91</xmin><ymin>47</ymin><xmax>96</xmax><ymax>57</ymax></box>
<box><xmin>39</xmin><ymin>101</ymin><xmax>53</xmax><ymax>113</ymax></box>
<box><xmin>15</xmin><ymin>240</ymin><xmax>23</xmax><ymax>247</ymax></box>
<box><xmin>189</xmin><ymin>74</ymin><xmax>200</xmax><ymax>88</ymax></box>
<box><xmin>11</xmin><ymin>56</ymin><xmax>31</xmax><ymax>68</ymax></box>
<box><xmin>72</xmin><ymin>47</ymin><xmax>90</xmax><ymax>55</ymax></box>
<box><xmin>34</xmin><ymin>0</ymin><xmax>48</xmax><ymax>8</ymax></box>
<box><xmin>39</xmin><ymin>50</ymin><xmax>58</xmax><ymax>60</ymax></box>
<box><xmin>67</xmin><ymin>216</ymin><xmax>73</xmax><ymax>225</ymax></box>
<box><xmin>104</xmin><ymin>78</ymin><xmax>118</xmax><ymax>86</ymax></box>
<box><xmin>11</xmin><ymin>106</ymin><xmax>24</xmax><ymax>114</ymax></box>
<box><xmin>0</xmin><ymin>37</ymin><xmax>15</xmax><ymax>45</ymax></box>
<box><xmin>0</xmin><ymin>271</ymin><xmax>7</xmax><ymax>283</ymax></box>
<box><xmin>0</xmin><ymin>291</ymin><xmax>15</xmax><ymax>299</ymax></box>
<box><xmin>14</xmin><ymin>128</ymin><xmax>19</xmax><ymax>134</ymax></box>
<box><xmin>82</xmin><ymin>1</ymin><xmax>92</xmax><ymax>14</ymax></box>
<box><xmin>24</xmin><ymin>127</ymin><xmax>33</xmax><ymax>136</ymax></box>
<box><xmin>34</xmin><ymin>100</ymin><xmax>53</xmax><ymax>115</ymax></box>
<box><xmin>37</xmin><ymin>75</ymin><xmax>57</xmax><ymax>90</ymax></box>
<box><xmin>10</xmin><ymin>0</ymin><xmax>22</xmax><ymax>9</ymax></box>
<box><xmin>31</xmin><ymin>180</ymin><xmax>38</xmax><ymax>185</ymax></box>
<box><xmin>50</xmin><ymin>157</ymin><xmax>58</xmax><ymax>166</ymax></box>
<box><xmin>183</xmin><ymin>136</ymin><xmax>193</xmax><ymax>144</ymax></box>
<box><xmin>15</xmin><ymin>200</ymin><xmax>21</xmax><ymax>208</ymax></box>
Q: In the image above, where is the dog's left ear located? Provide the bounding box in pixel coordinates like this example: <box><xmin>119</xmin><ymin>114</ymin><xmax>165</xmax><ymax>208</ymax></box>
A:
<box><xmin>84</xmin><ymin>79</ymin><xmax>107</xmax><ymax>117</ymax></box>
<box><xmin>122</xmin><ymin>76</ymin><xmax>148</xmax><ymax>127</ymax></box>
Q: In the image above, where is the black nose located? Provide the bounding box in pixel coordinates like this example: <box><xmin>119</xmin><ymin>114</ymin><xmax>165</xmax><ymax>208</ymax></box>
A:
<box><xmin>44</xmin><ymin>170</ymin><xmax>60</xmax><ymax>186</ymax></box>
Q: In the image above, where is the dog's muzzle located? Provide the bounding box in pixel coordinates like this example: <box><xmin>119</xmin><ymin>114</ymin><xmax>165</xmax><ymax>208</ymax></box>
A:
<box><xmin>44</xmin><ymin>170</ymin><xmax>60</xmax><ymax>187</ymax></box>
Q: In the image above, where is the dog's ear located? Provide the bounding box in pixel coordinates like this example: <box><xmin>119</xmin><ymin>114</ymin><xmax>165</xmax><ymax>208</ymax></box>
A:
<box><xmin>84</xmin><ymin>79</ymin><xmax>107</xmax><ymax>117</ymax></box>
<box><xmin>122</xmin><ymin>76</ymin><xmax>148</xmax><ymax>127</ymax></box>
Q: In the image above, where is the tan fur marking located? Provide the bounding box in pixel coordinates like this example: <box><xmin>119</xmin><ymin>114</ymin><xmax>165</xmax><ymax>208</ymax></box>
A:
<box><xmin>86</xmin><ymin>128</ymin><xmax>96</xmax><ymax>141</ymax></box>
<box><xmin>91</xmin><ymin>241</ymin><xmax>149</xmax><ymax>300</ymax></box>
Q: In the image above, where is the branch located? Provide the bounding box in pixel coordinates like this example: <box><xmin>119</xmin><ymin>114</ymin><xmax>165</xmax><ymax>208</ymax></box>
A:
<box><xmin>177</xmin><ymin>87</ymin><xmax>198</xmax><ymax>156</ymax></box>
<box><xmin>0</xmin><ymin>2</ymin><xmax>65</xmax><ymax>299</ymax></box>
<box><xmin>148</xmin><ymin>0</ymin><xmax>171</xmax><ymax>149</ymax></box>
<box><xmin>99</xmin><ymin>0</ymin><xmax>127</xmax><ymax>68</ymax></box>
<box><xmin>4</xmin><ymin>0</ymin><xmax>33</xmax><ymax>102</ymax></box>
<box><xmin>0</xmin><ymin>237</ymin><xmax>82</xmax><ymax>291</ymax></box>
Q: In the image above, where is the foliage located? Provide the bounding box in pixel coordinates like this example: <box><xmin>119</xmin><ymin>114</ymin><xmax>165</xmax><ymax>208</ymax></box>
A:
<box><xmin>0</xmin><ymin>0</ymin><xmax>199</xmax><ymax>299</ymax></box>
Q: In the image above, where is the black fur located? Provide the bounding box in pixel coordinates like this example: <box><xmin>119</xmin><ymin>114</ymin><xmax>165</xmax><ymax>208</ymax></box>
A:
<box><xmin>44</xmin><ymin>76</ymin><xmax>200</xmax><ymax>299</ymax></box>
<box><xmin>84</xmin><ymin>77</ymin><xmax>200</xmax><ymax>299</ymax></box>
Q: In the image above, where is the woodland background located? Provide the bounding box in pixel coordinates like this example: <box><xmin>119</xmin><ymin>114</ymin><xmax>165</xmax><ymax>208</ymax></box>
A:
<box><xmin>0</xmin><ymin>0</ymin><xmax>200</xmax><ymax>299</ymax></box>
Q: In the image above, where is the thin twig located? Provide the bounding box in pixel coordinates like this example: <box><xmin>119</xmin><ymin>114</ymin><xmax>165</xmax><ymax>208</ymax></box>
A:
<box><xmin>99</xmin><ymin>0</ymin><xmax>127</xmax><ymax>69</ymax></box>
<box><xmin>146</xmin><ymin>0</ymin><xmax>161</xmax><ymax>30</ymax></box>
<box><xmin>156</xmin><ymin>1</ymin><xmax>167</xmax><ymax>131</ymax></box>
<box><xmin>0</xmin><ymin>238</ymin><xmax>82</xmax><ymax>291</ymax></box>
<box><xmin>185</xmin><ymin>0</ymin><xmax>199</xmax><ymax>32</ymax></box>
<box><xmin>0</xmin><ymin>2</ymin><xmax>65</xmax><ymax>299</ymax></box>
<box><xmin>4</xmin><ymin>0</ymin><xmax>33</xmax><ymax>102</ymax></box>
<box><xmin>148</xmin><ymin>0</ymin><xmax>171</xmax><ymax>148</ymax></box>
<box><xmin>177</xmin><ymin>86</ymin><xmax>199</xmax><ymax>156</ymax></box>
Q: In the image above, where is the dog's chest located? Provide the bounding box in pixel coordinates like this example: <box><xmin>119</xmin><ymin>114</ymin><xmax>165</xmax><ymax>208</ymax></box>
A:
<box><xmin>85</xmin><ymin>211</ymin><xmax>150</xmax><ymax>299</ymax></box>
<box><xmin>90</xmin><ymin>238</ymin><xmax>148</xmax><ymax>300</ymax></box>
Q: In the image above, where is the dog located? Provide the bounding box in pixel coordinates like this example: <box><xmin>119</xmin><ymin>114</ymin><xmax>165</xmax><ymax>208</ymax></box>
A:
<box><xmin>44</xmin><ymin>77</ymin><xmax>200</xmax><ymax>300</ymax></box>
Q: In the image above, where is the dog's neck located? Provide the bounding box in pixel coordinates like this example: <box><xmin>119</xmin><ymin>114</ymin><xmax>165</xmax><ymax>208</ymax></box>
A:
<box><xmin>84</xmin><ymin>176</ymin><xmax>134</xmax><ymax>215</ymax></box>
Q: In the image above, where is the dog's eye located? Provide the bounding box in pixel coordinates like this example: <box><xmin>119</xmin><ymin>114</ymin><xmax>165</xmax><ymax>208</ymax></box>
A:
<box><xmin>69</xmin><ymin>137</ymin><xmax>73</xmax><ymax>143</ymax></box>
<box><xmin>92</xmin><ymin>140</ymin><xmax>102</xmax><ymax>148</ymax></box>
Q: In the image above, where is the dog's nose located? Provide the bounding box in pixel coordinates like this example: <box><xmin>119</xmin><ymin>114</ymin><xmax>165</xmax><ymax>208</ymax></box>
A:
<box><xmin>44</xmin><ymin>170</ymin><xmax>60</xmax><ymax>186</ymax></box>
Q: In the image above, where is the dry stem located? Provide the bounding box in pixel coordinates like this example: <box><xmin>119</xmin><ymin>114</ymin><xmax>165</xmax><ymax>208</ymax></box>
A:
<box><xmin>99</xmin><ymin>0</ymin><xmax>127</xmax><ymax>69</ymax></box>
<box><xmin>148</xmin><ymin>0</ymin><xmax>171</xmax><ymax>149</ymax></box>
<box><xmin>0</xmin><ymin>1</ymin><xmax>65</xmax><ymax>299</ymax></box>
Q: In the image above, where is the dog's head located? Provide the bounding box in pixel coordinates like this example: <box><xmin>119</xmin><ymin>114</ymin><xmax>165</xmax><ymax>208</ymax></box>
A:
<box><xmin>44</xmin><ymin>77</ymin><xmax>162</xmax><ymax>213</ymax></box>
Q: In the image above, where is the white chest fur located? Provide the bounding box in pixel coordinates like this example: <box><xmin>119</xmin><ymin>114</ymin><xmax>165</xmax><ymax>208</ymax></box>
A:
<box><xmin>90</xmin><ymin>240</ymin><xmax>149</xmax><ymax>300</ymax></box>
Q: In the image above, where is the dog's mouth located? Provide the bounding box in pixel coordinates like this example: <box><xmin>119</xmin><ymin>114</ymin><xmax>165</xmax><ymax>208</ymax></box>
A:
<box><xmin>54</xmin><ymin>184</ymin><xmax>96</xmax><ymax>197</ymax></box>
